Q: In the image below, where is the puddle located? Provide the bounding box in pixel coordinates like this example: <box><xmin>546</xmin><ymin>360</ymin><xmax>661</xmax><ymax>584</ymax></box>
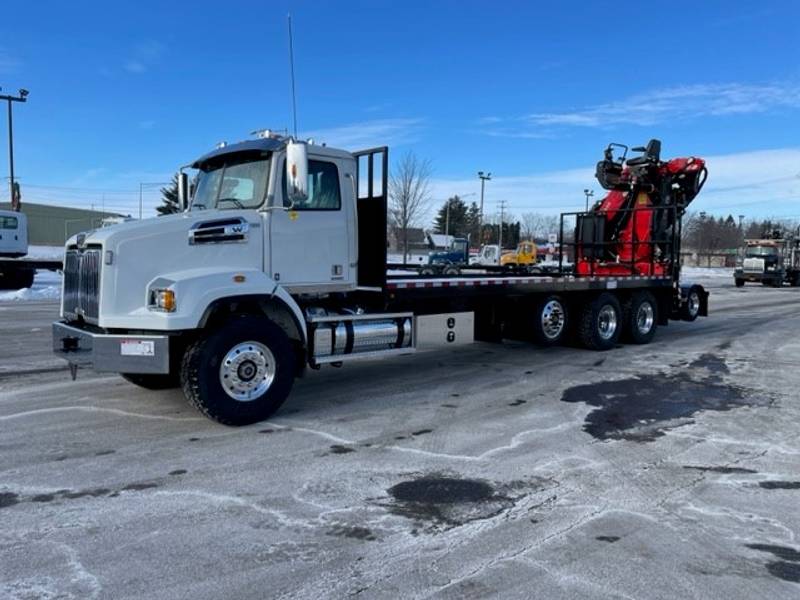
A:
<box><xmin>385</xmin><ymin>474</ymin><xmax>550</xmax><ymax>531</ymax></box>
<box><xmin>683</xmin><ymin>466</ymin><xmax>757</xmax><ymax>474</ymax></box>
<box><xmin>746</xmin><ymin>544</ymin><xmax>800</xmax><ymax>584</ymax></box>
<box><xmin>328</xmin><ymin>445</ymin><xmax>355</xmax><ymax>455</ymax></box>
<box><xmin>561</xmin><ymin>354</ymin><xmax>766</xmax><ymax>442</ymax></box>
<box><xmin>758</xmin><ymin>481</ymin><xmax>800</xmax><ymax>490</ymax></box>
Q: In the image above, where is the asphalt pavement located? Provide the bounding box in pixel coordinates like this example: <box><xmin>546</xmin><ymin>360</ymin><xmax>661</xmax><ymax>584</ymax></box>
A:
<box><xmin>1</xmin><ymin>277</ymin><xmax>800</xmax><ymax>599</ymax></box>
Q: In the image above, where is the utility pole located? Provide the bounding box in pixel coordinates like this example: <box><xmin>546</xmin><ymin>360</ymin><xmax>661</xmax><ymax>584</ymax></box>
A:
<box><xmin>445</xmin><ymin>199</ymin><xmax>450</xmax><ymax>238</ymax></box>
<box><xmin>477</xmin><ymin>171</ymin><xmax>491</xmax><ymax>243</ymax></box>
<box><xmin>498</xmin><ymin>199</ymin><xmax>508</xmax><ymax>249</ymax></box>
<box><xmin>0</xmin><ymin>87</ymin><xmax>29</xmax><ymax>211</ymax></box>
<box><xmin>139</xmin><ymin>181</ymin><xmax>171</xmax><ymax>219</ymax></box>
<box><xmin>583</xmin><ymin>188</ymin><xmax>594</xmax><ymax>212</ymax></box>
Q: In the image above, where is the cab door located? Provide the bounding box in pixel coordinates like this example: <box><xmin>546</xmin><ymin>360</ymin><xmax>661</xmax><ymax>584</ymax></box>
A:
<box><xmin>268</xmin><ymin>155</ymin><xmax>354</xmax><ymax>292</ymax></box>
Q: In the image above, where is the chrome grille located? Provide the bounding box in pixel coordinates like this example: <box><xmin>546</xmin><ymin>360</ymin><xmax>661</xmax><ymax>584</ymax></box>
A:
<box><xmin>63</xmin><ymin>247</ymin><xmax>101</xmax><ymax>321</ymax></box>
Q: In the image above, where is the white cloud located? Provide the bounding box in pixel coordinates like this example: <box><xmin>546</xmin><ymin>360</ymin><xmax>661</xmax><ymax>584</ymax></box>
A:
<box><xmin>0</xmin><ymin>48</ymin><xmax>20</xmax><ymax>73</ymax></box>
<box><xmin>124</xmin><ymin>60</ymin><xmax>147</xmax><ymax>74</ymax></box>
<box><xmin>304</xmin><ymin>118</ymin><xmax>424</xmax><ymax>149</ymax></box>
<box><xmin>482</xmin><ymin>81</ymin><xmax>800</xmax><ymax>136</ymax></box>
<box><xmin>123</xmin><ymin>40</ymin><xmax>166</xmax><ymax>74</ymax></box>
<box><xmin>427</xmin><ymin>147</ymin><xmax>800</xmax><ymax>221</ymax></box>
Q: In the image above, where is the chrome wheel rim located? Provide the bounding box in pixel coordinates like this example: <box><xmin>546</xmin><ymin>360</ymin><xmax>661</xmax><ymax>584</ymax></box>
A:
<box><xmin>636</xmin><ymin>302</ymin><xmax>655</xmax><ymax>335</ymax></box>
<box><xmin>540</xmin><ymin>299</ymin><xmax>566</xmax><ymax>340</ymax></box>
<box><xmin>598</xmin><ymin>305</ymin><xmax>618</xmax><ymax>340</ymax></box>
<box><xmin>687</xmin><ymin>292</ymin><xmax>700</xmax><ymax>317</ymax></box>
<box><xmin>219</xmin><ymin>341</ymin><xmax>276</xmax><ymax>402</ymax></box>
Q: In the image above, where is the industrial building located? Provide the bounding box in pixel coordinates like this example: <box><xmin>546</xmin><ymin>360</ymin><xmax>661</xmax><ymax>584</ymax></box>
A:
<box><xmin>0</xmin><ymin>202</ymin><xmax>129</xmax><ymax>245</ymax></box>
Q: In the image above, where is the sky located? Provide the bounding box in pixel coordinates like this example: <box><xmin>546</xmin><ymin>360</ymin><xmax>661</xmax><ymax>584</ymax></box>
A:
<box><xmin>1</xmin><ymin>0</ymin><xmax>799</xmax><ymax>223</ymax></box>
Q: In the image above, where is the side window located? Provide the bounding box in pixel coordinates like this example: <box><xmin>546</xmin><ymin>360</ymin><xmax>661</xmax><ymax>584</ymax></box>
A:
<box><xmin>283</xmin><ymin>159</ymin><xmax>341</xmax><ymax>210</ymax></box>
<box><xmin>0</xmin><ymin>216</ymin><xmax>18</xmax><ymax>229</ymax></box>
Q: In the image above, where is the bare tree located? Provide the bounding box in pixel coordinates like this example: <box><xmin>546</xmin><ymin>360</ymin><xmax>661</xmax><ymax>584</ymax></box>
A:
<box><xmin>521</xmin><ymin>212</ymin><xmax>560</xmax><ymax>240</ymax></box>
<box><xmin>389</xmin><ymin>152</ymin><xmax>432</xmax><ymax>262</ymax></box>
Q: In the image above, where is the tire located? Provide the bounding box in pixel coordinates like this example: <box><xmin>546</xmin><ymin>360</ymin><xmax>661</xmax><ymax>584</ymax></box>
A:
<box><xmin>791</xmin><ymin>273</ymin><xmax>800</xmax><ymax>287</ymax></box>
<box><xmin>180</xmin><ymin>316</ymin><xmax>296</xmax><ymax>426</ymax></box>
<box><xmin>443</xmin><ymin>265</ymin><xmax>461</xmax><ymax>276</ymax></box>
<box><xmin>420</xmin><ymin>267</ymin><xmax>436</xmax><ymax>276</ymax></box>
<box><xmin>622</xmin><ymin>291</ymin><xmax>658</xmax><ymax>345</ymax></box>
<box><xmin>121</xmin><ymin>372</ymin><xmax>181</xmax><ymax>390</ymax></box>
<box><xmin>734</xmin><ymin>278</ymin><xmax>745</xmax><ymax>288</ymax></box>
<box><xmin>530</xmin><ymin>295</ymin><xmax>568</xmax><ymax>346</ymax></box>
<box><xmin>681</xmin><ymin>286</ymin><xmax>702</xmax><ymax>322</ymax></box>
<box><xmin>577</xmin><ymin>292</ymin><xmax>622</xmax><ymax>351</ymax></box>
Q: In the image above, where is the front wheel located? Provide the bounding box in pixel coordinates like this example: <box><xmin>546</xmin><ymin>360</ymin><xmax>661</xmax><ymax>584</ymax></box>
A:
<box><xmin>577</xmin><ymin>292</ymin><xmax>622</xmax><ymax>351</ymax></box>
<box><xmin>180</xmin><ymin>316</ymin><xmax>296</xmax><ymax>426</ymax></box>
<box><xmin>734</xmin><ymin>278</ymin><xmax>745</xmax><ymax>288</ymax></box>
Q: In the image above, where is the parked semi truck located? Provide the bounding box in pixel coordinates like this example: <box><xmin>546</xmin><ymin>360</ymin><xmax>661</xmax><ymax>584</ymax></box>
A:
<box><xmin>734</xmin><ymin>233</ymin><xmax>800</xmax><ymax>287</ymax></box>
<box><xmin>0</xmin><ymin>209</ymin><xmax>62</xmax><ymax>289</ymax></box>
<box><xmin>53</xmin><ymin>135</ymin><xmax>708</xmax><ymax>425</ymax></box>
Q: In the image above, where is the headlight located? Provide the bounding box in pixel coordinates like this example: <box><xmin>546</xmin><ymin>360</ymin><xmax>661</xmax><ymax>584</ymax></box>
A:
<box><xmin>149</xmin><ymin>288</ymin><xmax>176</xmax><ymax>312</ymax></box>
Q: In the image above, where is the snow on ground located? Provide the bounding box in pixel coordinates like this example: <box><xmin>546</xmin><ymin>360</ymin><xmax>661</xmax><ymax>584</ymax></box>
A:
<box><xmin>24</xmin><ymin>245</ymin><xmax>64</xmax><ymax>260</ymax></box>
<box><xmin>682</xmin><ymin>267</ymin><xmax>734</xmax><ymax>279</ymax></box>
<box><xmin>0</xmin><ymin>270</ymin><xmax>62</xmax><ymax>302</ymax></box>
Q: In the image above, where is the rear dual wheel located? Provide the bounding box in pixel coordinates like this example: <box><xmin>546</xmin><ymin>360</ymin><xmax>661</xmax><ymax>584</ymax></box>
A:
<box><xmin>577</xmin><ymin>292</ymin><xmax>622</xmax><ymax>351</ymax></box>
<box><xmin>622</xmin><ymin>291</ymin><xmax>658</xmax><ymax>345</ymax></box>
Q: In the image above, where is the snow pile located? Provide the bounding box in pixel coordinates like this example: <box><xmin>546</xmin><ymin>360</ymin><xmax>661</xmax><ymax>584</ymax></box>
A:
<box><xmin>0</xmin><ymin>270</ymin><xmax>62</xmax><ymax>302</ymax></box>
<box><xmin>682</xmin><ymin>267</ymin><xmax>734</xmax><ymax>279</ymax></box>
<box><xmin>24</xmin><ymin>245</ymin><xmax>65</xmax><ymax>260</ymax></box>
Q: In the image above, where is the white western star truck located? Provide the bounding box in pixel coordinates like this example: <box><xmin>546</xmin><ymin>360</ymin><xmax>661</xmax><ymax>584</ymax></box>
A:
<box><xmin>53</xmin><ymin>134</ymin><xmax>709</xmax><ymax>425</ymax></box>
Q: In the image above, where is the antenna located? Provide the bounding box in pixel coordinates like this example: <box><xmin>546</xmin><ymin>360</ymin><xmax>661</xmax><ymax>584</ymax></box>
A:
<box><xmin>287</xmin><ymin>13</ymin><xmax>298</xmax><ymax>139</ymax></box>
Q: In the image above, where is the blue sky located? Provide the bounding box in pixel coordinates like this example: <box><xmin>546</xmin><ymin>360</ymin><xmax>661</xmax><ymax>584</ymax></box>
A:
<box><xmin>1</xmin><ymin>0</ymin><xmax>799</xmax><ymax>221</ymax></box>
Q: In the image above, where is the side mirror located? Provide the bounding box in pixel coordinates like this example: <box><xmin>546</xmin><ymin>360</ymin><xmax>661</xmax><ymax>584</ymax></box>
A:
<box><xmin>286</xmin><ymin>140</ymin><xmax>309</xmax><ymax>204</ymax></box>
<box><xmin>177</xmin><ymin>172</ymin><xmax>189</xmax><ymax>211</ymax></box>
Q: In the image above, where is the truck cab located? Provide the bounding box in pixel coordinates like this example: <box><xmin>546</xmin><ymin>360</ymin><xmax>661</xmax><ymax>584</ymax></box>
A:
<box><xmin>735</xmin><ymin>236</ymin><xmax>800</xmax><ymax>287</ymax></box>
<box><xmin>500</xmin><ymin>241</ymin><xmax>537</xmax><ymax>270</ymax></box>
<box><xmin>0</xmin><ymin>210</ymin><xmax>27</xmax><ymax>258</ymax></box>
<box><xmin>427</xmin><ymin>237</ymin><xmax>469</xmax><ymax>267</ymax></box>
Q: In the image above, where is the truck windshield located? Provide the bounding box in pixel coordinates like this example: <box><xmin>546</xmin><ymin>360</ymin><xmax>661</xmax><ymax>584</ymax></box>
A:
<box><xmin>746</xmin><ymin>246</ymin><xmax>778</xmax><ymax>257</ymax></box>
<box><xmin>191</xmin><ymin>155</ymin><xmax>270</xmax><ymax>211</ymax></box>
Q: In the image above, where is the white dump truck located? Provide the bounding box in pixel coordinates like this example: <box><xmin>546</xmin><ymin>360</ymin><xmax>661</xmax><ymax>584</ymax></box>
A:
<box><xmin>53</xmin><ymin>134</ymin><xmax>708</xmax><ymax>425</ymax></box>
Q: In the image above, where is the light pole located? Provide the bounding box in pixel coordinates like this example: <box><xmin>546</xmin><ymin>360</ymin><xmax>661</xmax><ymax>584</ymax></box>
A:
<box><xmin>477</xmin><ymin>171</ymin><xmax>491</xmax><ymax>243</ymax></box>
<box><xmin>583</xmin><ymin>188</ymin><xmax>594</xmax><ymax>212</ymax></box>
<box><xmin>0</xmin><ymin>87</ymin><xmax>29</xmax><ymax>211</ymax></box>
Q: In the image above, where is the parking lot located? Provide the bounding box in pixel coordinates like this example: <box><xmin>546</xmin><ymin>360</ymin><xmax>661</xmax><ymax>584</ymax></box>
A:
<box><xmin>1</xmin><ymin>276</ymin><xmax>799</xmax><ymax>599</ymax></box>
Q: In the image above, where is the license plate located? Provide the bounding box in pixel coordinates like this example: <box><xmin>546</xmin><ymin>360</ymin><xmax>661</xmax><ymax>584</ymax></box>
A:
<box><xmin>120</xmin><ymin>340</ymin><xmax>155</xmax><ymax>356</ymax></box>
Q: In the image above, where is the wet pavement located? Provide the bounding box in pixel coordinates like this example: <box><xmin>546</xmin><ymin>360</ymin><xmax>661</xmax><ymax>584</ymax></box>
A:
<box><xmin>1</xmin><ymin>277</ymin><xmax>800</xmax><ymax>598</ymax></box>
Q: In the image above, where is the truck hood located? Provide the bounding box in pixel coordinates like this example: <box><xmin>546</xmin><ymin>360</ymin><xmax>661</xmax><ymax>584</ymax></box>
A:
<box><xmin>68</xmin><ymin>210</ymin><xmax>265</xmax><ymax>327</ymax></box>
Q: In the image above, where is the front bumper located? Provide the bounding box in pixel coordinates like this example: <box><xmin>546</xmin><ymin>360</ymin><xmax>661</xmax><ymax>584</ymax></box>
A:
<box><xmin>52</xmin><ymin>321</ymin><xmax>170</xmax><ymax>374</ymax></box>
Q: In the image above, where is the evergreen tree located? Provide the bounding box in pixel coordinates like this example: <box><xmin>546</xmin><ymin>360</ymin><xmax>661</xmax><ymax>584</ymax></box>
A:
<box><xmin>433</xmin><ymin>196</ymin><xmax>469</xmax><ymax>237</ymax></box>
<box><xmin>157</xmin><ymin>175</ymin><xmax>182</xmax><ymax>215</ymax></box>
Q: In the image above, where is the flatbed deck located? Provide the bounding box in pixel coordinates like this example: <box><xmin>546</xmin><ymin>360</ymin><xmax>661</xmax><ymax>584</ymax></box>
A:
<box><xmin>385</xmin><ymin>273</ymin><xmax>674</xmax><ymax>296</ymax></box>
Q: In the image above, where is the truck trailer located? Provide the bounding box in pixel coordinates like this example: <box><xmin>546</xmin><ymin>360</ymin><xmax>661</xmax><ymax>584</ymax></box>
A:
<box><xmin>53</xmin><ymin>135</ymin><xmax>709</xmax><ymax>426</ymax></box>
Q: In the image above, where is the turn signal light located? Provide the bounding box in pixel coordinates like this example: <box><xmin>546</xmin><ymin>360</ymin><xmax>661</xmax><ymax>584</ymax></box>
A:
<box><xmin>150</xmin><ymin>289</ymin><xmax>176</xmax><ymax>312</ymax></box>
